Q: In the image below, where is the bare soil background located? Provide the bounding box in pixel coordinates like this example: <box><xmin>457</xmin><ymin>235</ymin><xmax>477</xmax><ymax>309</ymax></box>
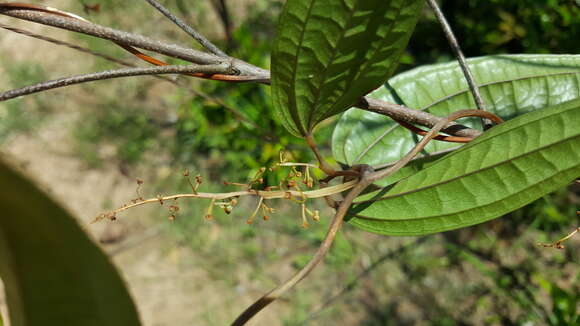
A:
<box><xmin>1</xmin><ymin>1</ymin><xmax>578</xmax><ymax>326</ymax></box>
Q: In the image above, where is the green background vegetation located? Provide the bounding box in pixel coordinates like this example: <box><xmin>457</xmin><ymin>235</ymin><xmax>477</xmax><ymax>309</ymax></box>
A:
<box><xmin>0</xmin><ymin>0</ymin><xmax>578</xmax><ymax>325</ymax></box>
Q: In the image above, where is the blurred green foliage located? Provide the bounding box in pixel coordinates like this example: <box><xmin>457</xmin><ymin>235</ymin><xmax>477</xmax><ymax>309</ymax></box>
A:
<box><xmin>0</xmin><ymin>62</ymin><xmax>48</xmax><ymax>143</ymax></box>
<box><xmin>171</xmin><ymin>11</ymin><xmax>315</xmax><ymax>179</ymax></box>
<box><xmin>64</xmin><ymin>0</ymin><xmax>580</xmax><ymax>179</ymax></box>
<box><xmin>73</xmin><ymin>101</ymin><xmax>159</xmax><ymax>166</ymax></box>
<box><xmin>66</xmin><ymin>3</ymin><xmax>578</xmax><ymax>324</ymax></box>
<box><xmin>407</xmin><ymin>0</ymin><xmax>580</xmax><ymax>67</ymax></box>
<box><xmin>1</xmin><ymin>1</ymin><xmax>578</xmax><ymax>325</ymax></box>
<box><xmin>539</xmin><ymin>277</ymin><xmax>579</xmax><ymax>326</ymax></box>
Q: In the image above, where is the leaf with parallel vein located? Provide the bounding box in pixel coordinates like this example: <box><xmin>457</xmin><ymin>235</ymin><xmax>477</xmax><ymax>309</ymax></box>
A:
<box><xmin>333</xmin><ymin>54</ymin><xmax>580</xmax><ymax>170</ymax></box>
<box><xmin>346</xmin><ymin>98</ymin><xmax>580</xmax><ymax>236</ymax></box>
<box><xmin>272</xmin><ymin>0</ymin><xmax>424</xmax><ymax>136</ymax></box>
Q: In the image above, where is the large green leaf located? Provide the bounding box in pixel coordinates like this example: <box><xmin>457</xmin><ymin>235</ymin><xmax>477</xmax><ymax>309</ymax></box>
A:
<box><xmin>347</xmin><ymin>98</ymin><xmax>580</xmax><ymax>236</ymax></box>
<box><xmin>333</xmin><ymin>54</ymin><xmax>580</xmax><ymax>167</ymax></box>
<box><xmin>0</xmin><ymin>159</ymin><xmax>141</xmax><ymax>326</ymax></box>
<box><xmin>271</xmin><ymin>0</ymin><xmax>423</xmax><ymax>136</ymax></box>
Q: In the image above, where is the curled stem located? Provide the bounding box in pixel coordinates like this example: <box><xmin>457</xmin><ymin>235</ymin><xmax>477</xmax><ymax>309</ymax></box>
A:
<box><xmin>231</xmin><ymin>109</ymin><xmax>503</xmax><ymax>325</ymax></box>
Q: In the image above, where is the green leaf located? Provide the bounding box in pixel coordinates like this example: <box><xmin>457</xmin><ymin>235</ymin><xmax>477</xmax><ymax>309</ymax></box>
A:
<box><xmin>333</xmin><ymin>54</ymin><xmax>580</xmax><ymax>167</ymax></box>
<box><xmin>271</xmin><ymin>0</ymin><xmax>423</xmax><ymax>136</ymax></box>
<box><xmin>0</xmin><ymin>159</ymin><xmax>141</xmax><ymax>326</ymax></box>
<box><xmin>347</xmin><ymin>98</ymin><xmax>580</xmax><ymax>236</ymax></box>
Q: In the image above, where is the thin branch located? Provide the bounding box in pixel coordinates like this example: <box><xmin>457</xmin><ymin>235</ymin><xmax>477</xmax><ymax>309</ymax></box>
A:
<box><xmin>7</xmin><ymin>23</ymin><xmax>268</xmax><ymax>131</ymax></box>
<box><xmin>537</xmin><ymin>227</ymin><xmax>580</xmax><ymax>249</ymax></box>
<box><xmin>426</xmin><ymin>0</ymin><xmax>490</xmax><ymax>127</ymax></box>
<box><xmin>0</xmin><ymin>6</ymin><xmax>269</xmax><ymax>79</ymax></box>
<box><xmin>394</xmin><ymin>118</ymin><xmax>474</xmax><ymax>143</ymax></box>
<box><xmin>0</xmin><ymin>20</ymin><xmax>270</xmax><ymax>135</ymax></box>
<box><xmin>0</xmin><ymin>6</ymin><xmax>212</xmax><ymax>63</ymax></box>
<box><xmin>3</xmin><ymin>22</ymin><xmax>268</xmax><ymax>129</ymax></box>
<box><xmin>0</xmin><ymin>22</ymin><xmax>135</xmax><ymax>67</ymax></box>
<box><xmin>373</xmin><ymin>146</ymin><xmax>461</xmax><ymax>170</ymax></box>
<box><xmin>356</xmin><ymin>97</ymin><xmax>481</xmax><ymax>139</ymax></box>
<box><xmin>143</xmin><ymin>0</ymin><xmax>228</xmax><ymax>57</ymax></box>
<box><xmin>368</xmin><ymin>110</ymin><xmax>502</xmax><ymax>182</ymax></box>
<box><xmin>231</xmin><ymin>166</ymin><xmax>376</xmax><ymax>326</ymax></box>
<box><xmin>0</xmin><ymin>3</ymin><xmax>484</xmax><ymax>138</ymax></box>
<box><xmin>0</xmin><ymin>64</ymin><xmax>231</xmax><ymax>101</ymax></box>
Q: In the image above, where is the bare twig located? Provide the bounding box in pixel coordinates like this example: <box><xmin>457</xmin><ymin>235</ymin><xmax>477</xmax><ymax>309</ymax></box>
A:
<box><xmin>143</xmin><ymin>0</ymin><xmax>228</xmax><ymax>57</ymax></box>
<box><xmin>373</xmin><ymin>146</ymin><xmax>461</xmax><ymax>170</ymax></box>
<box><xmin>0</xmin><ymin>4</ymin><xmax>482</xmax><ymax>138</ymax></box>
<box><xmin>0</xmin><ymin>3</ymin><xmax>483</xmax><ymax>139</ymax></box>
<box><xmin>357</xmin><ymin>97</ymin><xmax>481</xmax><ymax>139</ymax></box>
<box><xmin>0</xmin><ymin>22</ymin><xmax>135</xmax><ymax>67</ymax></box>
<box><xmin>0</xmin><ymin>5</ymin><xmax>269</xmax><ymax>80</ymax></box>
<box><xmin>0</xmin><ymin>21</ymin><xmax>201</xmax><ymax>93</ymax></box>
<box><xmin>426</xmin><ymin>0</ymin><xmax>490</xmax><ymax>127</ymax></box>
<box><xmin>0</xmin><ymin>13</ymin><xmax>265</xmax><ymax>136</ymax></box>
<box><xmin>0</xmin><ymin>64</ymin><xmax>230</xmax><ymax>101</ymax></box>
<box><xmin>368</xmin><ymin>110</ymin><xmax>502</xmax><ymax>182</ymax></box>
<box><xmin>394</xmin><ymin>118</ymin><xmax>474</xmax><ymax>143</ymax></box>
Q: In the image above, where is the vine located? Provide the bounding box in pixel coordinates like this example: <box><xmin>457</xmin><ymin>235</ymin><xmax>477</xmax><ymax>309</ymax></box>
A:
<box><xmin>0</xmin><ymin>1</ymin><xmax>577</xmax><ymax>326</ymax></box>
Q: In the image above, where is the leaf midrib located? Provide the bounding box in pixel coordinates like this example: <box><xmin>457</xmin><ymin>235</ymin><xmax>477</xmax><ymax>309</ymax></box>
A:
<box><xmin>289</xmin><ymin>0</ymin><xmax>317</xmax><ymax>135</ymax></box>
<box><xmin>323</xmin><ymin>2</ymin><xmax>406</xmax><ymax>130</ymax></box>
<box><xmin>354</xmin><ymin>132</ymin><xmax>580</xmax><ymax>207</ymax></box>
<box><xmin>352</xmin><ymin>162</ymin><xmax>580</xmax><ymax>223</ymax></box>
<box><xmin>306</xmin><ymin>1</ymin><xmax>358</xmax><ymax>131</ymax></box>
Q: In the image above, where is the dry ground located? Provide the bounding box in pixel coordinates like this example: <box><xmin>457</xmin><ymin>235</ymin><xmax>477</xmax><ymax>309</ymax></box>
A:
<box><xmin>0</xmin><ymin>1</ymin><xmax>287</xmax><ymax>325</ymax></box>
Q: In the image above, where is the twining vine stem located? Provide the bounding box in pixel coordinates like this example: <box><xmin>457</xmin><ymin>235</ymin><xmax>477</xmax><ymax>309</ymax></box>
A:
<box><xmin>0</xmin><ymin>4</ymin><xmax>506</xmax><ymax>326</ymax></box>
<box><xmin>232</xmin><ymin>109</ymin><xmax>503</xmax><ymax>325</ymax></box>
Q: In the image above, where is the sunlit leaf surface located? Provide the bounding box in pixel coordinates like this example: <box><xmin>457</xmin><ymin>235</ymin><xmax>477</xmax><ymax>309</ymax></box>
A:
<box><xmin>347</xmin><ymin>98</ymin><xmax>580</xmax><ymax>236</ymax></box>
<box><xmin>272</xmin><ymin>0</ymin><xmax>423</xmax><ymax>136</ymax></box>
<box><xmin>333</xmin><ymin>55</ymin><xmax>580</xmax><ymax>167</ymax></box>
